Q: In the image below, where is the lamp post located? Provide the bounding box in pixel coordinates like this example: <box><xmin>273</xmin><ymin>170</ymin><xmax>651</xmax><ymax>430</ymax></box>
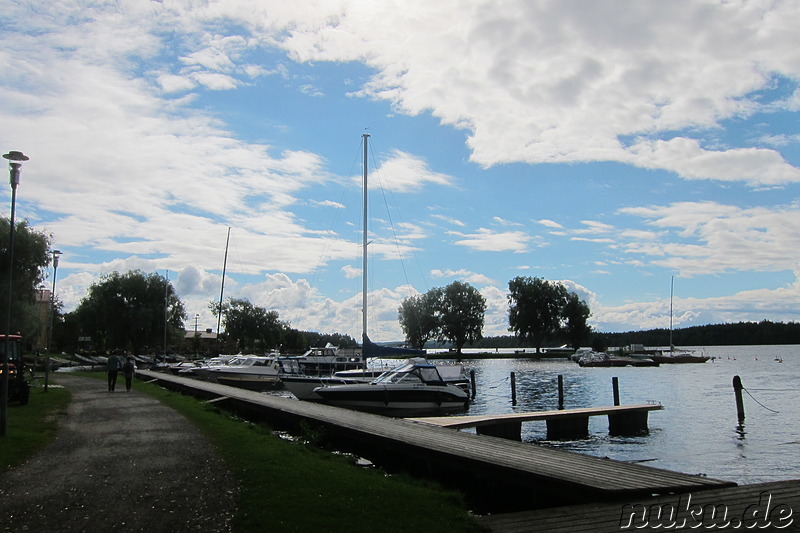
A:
<box><xmin>1</xmin><ymin>150</ymin><xmax>28</xmax><ymax>437</ymax></box>
<box><xmin>194</xmin><ymin>314</ymin><xmax>200</xmax><ymax>358</ymax></box>
<box><xmin>44</xmin><ymin>250</ymin><xmax>62</xmax><ymax>392</ymax></box>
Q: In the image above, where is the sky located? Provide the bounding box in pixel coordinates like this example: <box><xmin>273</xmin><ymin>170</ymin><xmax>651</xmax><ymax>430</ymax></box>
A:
<box><xmin>1</xmin><ymin>0</ymin><xmax>799</xmax><ymax>344</ymax></box>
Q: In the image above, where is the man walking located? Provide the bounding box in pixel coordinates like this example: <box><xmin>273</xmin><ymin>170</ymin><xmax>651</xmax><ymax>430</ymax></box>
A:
<box><xmin>106</xmin><ymin>353</ymin><xmax>123</xmax><ymax>391</ymax></box>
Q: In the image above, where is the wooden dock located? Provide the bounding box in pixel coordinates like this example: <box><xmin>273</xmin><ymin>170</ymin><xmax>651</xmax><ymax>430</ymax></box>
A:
<box><xmin>408</xmin><ymin>404</ymin><xmax>663</xmax><ymax>440</ymax></box>
<box><xmin>475</xmin><ymin>479</ymin><xmax>800</xmax><ymax>532</ymax></box>
<box><xmin>138</xmin><ymin>370</ymin><xmax>735</xmax><ymax>511</ymax></box>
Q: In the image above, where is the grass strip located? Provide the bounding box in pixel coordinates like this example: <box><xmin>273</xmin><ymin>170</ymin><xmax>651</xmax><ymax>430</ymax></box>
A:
<box><xmin>0</xmin><ymin>385</ymin><xmax>70</xmax><ymax>470</ymax></box>
<box><xmin>68</xmin><ymin>372</ymin><xmax>485</xmax><ymax>532</ymax></box>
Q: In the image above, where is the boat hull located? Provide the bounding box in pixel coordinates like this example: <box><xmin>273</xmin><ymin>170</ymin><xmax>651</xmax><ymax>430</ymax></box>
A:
<box><xmin>314</xmin><ymin>384</ymin><xmax>469</xmax><ymax>416</ymax></box>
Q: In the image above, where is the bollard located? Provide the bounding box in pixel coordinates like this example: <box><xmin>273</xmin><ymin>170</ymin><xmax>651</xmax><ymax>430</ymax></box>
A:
<box><xmin>558</xmin><ymin>374</ymin><xmax>564</xmax><ymax>409</ymax></box>
<box><xmin>612</xmin><ymin>376</ymin><xmax>620</xmax><ymax>406</ymax></box>
<box><xmin>470</xmin><ymin>370</ymin><xmax>476</xmax><ymax>400</ymax></box>
<box><xmin>733</xmin><ymin>375</ymin><xmax>745</xmax><ymax>421</ymax></box>
<box><xmin>510</xmin><ymin>372</ymin><xmax>516</xmax><ymax>403</ymax></box>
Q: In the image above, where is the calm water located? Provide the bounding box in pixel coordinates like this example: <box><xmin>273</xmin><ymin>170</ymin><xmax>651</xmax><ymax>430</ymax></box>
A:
<box><xmin>435</xmin><ymin>345</ymin><xmax>799</xmax><ymax>486</ymax></box>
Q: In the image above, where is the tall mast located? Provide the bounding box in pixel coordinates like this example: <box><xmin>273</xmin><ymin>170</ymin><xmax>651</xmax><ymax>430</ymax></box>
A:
<box><xmin>217</xmin><ymin>227</ymin><xmax>231</xmax><ymax>352</ymax></box>
<box><xmin>362</xmin><ymin>134</ymin><xmax>369</xmax><ymax>346</ymax></box>
<box><xmin>669</xmin><ymin>275</ymin><xmax>674</xmax><ymax>352</ymax></box>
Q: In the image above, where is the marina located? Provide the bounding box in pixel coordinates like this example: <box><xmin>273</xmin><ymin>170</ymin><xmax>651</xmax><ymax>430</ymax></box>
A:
<box><xmin>137</xmin><ymin>368</ymin><xmax>735</xmax><ymax>512</ymax></box>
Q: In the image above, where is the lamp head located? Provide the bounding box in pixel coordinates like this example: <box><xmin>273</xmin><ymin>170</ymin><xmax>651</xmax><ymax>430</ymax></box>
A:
<box><xmin>2</xmin><ymin>151</ymin><xmax>29</xmax><ymax>162</ymax></box>
<box><xmin>3</xmin><ymin>151</ymin><xmax>28</xmax><ymax>187</ymax></box>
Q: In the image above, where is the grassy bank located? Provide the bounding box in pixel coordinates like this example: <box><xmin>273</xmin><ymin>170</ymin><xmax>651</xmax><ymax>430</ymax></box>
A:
<box><xmin>0</xmin><ymin>385</ymin><xmax>70</xmax><ymax>470</ymax></box>
<box><xmin>4</xmin><ymin>373</ymin><xmax>484</xmax><ymax>532</ymax></box>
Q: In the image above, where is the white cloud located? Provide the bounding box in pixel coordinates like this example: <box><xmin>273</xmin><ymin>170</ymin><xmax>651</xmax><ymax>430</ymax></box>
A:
<box><xmin>628</xmin><ymin>138</ymin><xmax>800</xmax><ymax>186</ymax></box>
<box><xmin>449</xmin><ymin>228</ymin><xmax>532</xmax><ymax>253</ymax></box>
<box><xmin>369</xmin><ymin>150</ymin><xmax>455</xmax><ymax>193</ymax></box>
<box><xmin>271</xmin><ymin>0</ymin><xmax>800</xmax><ymax>183</ymax></box>
<box><xmin>619</xmin><ymin>201</ymin><xmax>800</xmax><ymax>276</ymax></box>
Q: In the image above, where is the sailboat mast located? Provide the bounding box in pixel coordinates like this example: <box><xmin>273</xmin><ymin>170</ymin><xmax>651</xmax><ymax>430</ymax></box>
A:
<box><xmin>362</xmin><ymin>134</ymin><xmax>369</xmax><ymax>346</ymax></box>
<box><xmin>217</xmin><ymin>227</ymin><xmax>231</xmax><ymax>352</ymax></box>
<box><xmin>669</xmin><ymin>275</ymin><xmax>674</xmax><ymax>351</ymax></box>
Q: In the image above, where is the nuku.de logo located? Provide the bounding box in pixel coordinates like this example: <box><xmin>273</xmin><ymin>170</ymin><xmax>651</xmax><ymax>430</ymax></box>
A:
<box><xmin>619</xmin><ymin>491</ymin><xmax>794</xmax><ymax>529</ymax></box>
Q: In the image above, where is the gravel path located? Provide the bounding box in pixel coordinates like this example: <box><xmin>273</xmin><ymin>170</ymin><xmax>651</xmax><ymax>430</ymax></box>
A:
<box><xmin>0</xmin><ymin>375</ymin><xmax>237</xmax><ymax>532</ymax></box>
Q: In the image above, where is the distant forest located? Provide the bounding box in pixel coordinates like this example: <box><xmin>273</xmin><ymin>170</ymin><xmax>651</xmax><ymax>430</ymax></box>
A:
<box><xmin>469</xmin><ymin>320</ymin><xmax>800</xmax><ymax>349</ymax></box>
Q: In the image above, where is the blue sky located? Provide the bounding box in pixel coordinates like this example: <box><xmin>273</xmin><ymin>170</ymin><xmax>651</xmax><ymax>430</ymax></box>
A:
<box><xmin>2</xmin><ymin>1</ymin><xmax>800</xmax><ymax>343</ymax></box>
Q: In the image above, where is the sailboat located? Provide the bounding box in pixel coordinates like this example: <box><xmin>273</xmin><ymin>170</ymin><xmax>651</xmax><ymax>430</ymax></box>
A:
<box><xmin>650</xmin><ymin>277</ymin><xmax>709</xmax><ymax>364</ymax></box>
<box><xmin>309</xmin><ymin>134</ymin><xmax>470</xmax><ymax>415</ymax></box>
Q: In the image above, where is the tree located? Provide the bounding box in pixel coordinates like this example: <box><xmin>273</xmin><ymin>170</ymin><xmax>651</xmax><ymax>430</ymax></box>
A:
<box><xmin>433</xmin><ymin>281</ymin><xmax>486</xmax><ymax>354</ymax></box>
<box><xmin>507</xmin><ymin>277</ymin><xmax>569</xmax><ymax>353</ymax></box>
<box><xmin>213</xmin><ymin>298</ymin><xmax>288</xmax><ymax>353</ymax></box>
<box><xmin>561</xmin><ymin>292</ymin><xmax>592</xmax><ymax>350</ymax></box>
<box><xmin>398</xmin><ymin>292</ymin><xmax>440</xmax><ymax>349</ymax></box>
<box><xmin>73</xmin><ymin>270</ymin><xmax>186</xmax><ymax>354</ymax></box>
<box><xmin>0</xmin><ymin>218</ymin><xmax>52</xmax><ymax>342</ymax></box>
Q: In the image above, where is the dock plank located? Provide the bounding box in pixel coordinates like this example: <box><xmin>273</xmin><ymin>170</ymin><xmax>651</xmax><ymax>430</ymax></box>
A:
<box><xmin>475</xmin><ymin>480</ymin><xmax>800</xmax><ymax>532</ymax></box>
<box><xmin>408</xmin><ymin>404</ymin><xmax>663</xmax><ymax>429</ymax></box>
<box><xmin>138</xmin><ymin>370</ymin><xmax>734</xmax><ymax>501</ymax></box>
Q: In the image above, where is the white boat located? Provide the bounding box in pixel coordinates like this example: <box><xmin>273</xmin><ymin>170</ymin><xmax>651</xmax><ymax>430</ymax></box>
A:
<box><xmin>288</xmin><ymin>343</ymin><xmax>363</xmax><ymax>375</ymax></box>
<box><xmin>281</xmin><ymin>367</ymin><xmax>385</xmax><ymax>401</ymax></box>
<box><xmin>313</xmin><ymin>357</ymin><xmax>470</xmax><ymax>415</ymax></box>
<box><xmin>183</xmin><ymin>355</ymin><xmax>237</xmax><ymax>380</ymax></box>
<box><xmin>200</xmin><ymin>354</ymin><xmax>283</xmax><ymax>390</ymax></box>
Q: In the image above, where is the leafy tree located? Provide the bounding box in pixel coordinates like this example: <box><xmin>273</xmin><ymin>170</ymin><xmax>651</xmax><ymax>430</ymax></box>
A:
<box><xmin>433</xmin><ymin>281</ymin><xmax>486</xmax><ymax>354</ymax></box>
<box><xmin>73</xmin><ymin>270</ymin><xmax>186</xmax><ymax>354</ymax></box>
<box><xmin>398</xmin><ymin>292</ymin><xmax>440</xmax><ymax>349</ymax></box>
<box><xmin>561</xmin><ymin>292</ymin><xmax>592</xmax><ymax>350</ymax></box>
<box><xmin>0</xmin><ymin>218</ymin><xmax>52</xmax><ymax>342</ymax></box>
<box><xmin>508</xmin><ymin>277</ymin><xmax>569</xmax><ymax>353</ymax></box>
<box><xmin>213</xmin><ymin>298</ymin><xmax>288</xmax><ymax>353</ymax></box>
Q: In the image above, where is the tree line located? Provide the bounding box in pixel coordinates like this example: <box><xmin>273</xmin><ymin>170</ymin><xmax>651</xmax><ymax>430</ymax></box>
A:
<box><xmin>10</xmin><ymin>217</ymin><xmax>798</xmax><ymax>357</ymax></box>
<box><xmin>399</xmin><ymin>277</ymin><xmax>591</xmax><ymax>353</ymax></box>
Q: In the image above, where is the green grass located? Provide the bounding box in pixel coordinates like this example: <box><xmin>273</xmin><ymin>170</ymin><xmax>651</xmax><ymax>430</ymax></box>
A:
<box><xmin>10</xmin><ymin>373</ymin><xmax>484</xmax><ymax>532</ymax></box>
<box><xmin>0</xmin><ymin>384</ymin><xmax>70</xmax><ymax>470</ymax></box>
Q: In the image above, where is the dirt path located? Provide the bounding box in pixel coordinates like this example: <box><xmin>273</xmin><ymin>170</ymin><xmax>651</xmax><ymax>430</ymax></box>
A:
<box><xmin>0</xmin><ymin>375</ymin><xmax>237</xmax><ymax>532</ymax></box>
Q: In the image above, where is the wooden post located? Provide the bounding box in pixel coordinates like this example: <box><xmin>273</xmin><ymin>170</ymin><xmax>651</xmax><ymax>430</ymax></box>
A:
<box><xmin>470</xmin><ymin>370</ymin><xmax>476</xmax><ymax>400</ymax></box>
<box><xmin>612</xmin><ymin>376</ymin><xmax>620</xmax><ymax>406</ymax></box>
<box><xmin>733</xmin><ymin>375</ymin><xmax>745</xmax><ymax>421</ymax></box>
<box><xmin>557</xmin><ymin>375</ymin><xmax>564</xmax><ymax>409</ymax></box>
<box><xmin>510</xmin><ymin>372</ymin><xmax>516</xmax><ymax>403</ymax></box>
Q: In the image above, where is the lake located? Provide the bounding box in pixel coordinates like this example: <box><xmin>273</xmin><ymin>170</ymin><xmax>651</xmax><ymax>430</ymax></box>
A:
<box><xmin>438</xmin><ymin>345</ymin><xmax>799</xmax><ymax>486</ymax></box>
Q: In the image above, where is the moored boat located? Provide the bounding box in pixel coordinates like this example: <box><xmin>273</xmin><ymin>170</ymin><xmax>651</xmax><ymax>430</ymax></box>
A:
<box><xmin>201</xmin><ymin>354</ymin><xmax>283</xmax><ymax>390</ymax></box>
<box><xmin>313</xmin><ymin>357</ymin><xmax>470</xmax><ymax>416</ymax></box>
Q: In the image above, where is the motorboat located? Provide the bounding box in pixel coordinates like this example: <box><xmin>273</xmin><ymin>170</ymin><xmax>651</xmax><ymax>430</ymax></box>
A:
<box><xmin>200</xmin><ymin>354</ymin><xmax>283</xmax><ymax>390</ymax></box>
<box><xmin>575</xmin><ymin>350</ymin><xmax>659</xmax><ymax>367</ymax></box>
<box><xmin>650</xmin><ymin>349</ymin><xmax>709</xmax><ymax>364</ymax></box>
<box><xmin>313</xmin><ymin>357</ymin><xmax>470</xmax><ymax>416</ymax></box>
<box><xmin>280</xmin><ymin>366</ymin><xmax>386</xmax><ymax>401</ymax></box>
<box><xmin>288</xmin><ymin>344</ymin><xmax>363</xmax><ymax>376</ymax></box>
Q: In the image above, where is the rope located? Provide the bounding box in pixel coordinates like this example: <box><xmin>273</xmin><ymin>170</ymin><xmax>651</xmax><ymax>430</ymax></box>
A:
<box><xmin>742</xmin><ymin>387</ymin><xmax>780</xmax><ymax>413</ymax></box>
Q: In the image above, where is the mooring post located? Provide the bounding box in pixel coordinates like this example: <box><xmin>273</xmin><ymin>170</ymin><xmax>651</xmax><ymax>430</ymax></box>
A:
<box><xmin>470</xmin><ymin>370</ymin><xmax>476</xmax><ymax>400</ymax></box>
<box><xmin>557</xmin><ymin>374</ymin><xmax>564</xmax><ymax>409</ymax></box>
<box><xmin>510</xmin><ymin>372</ymin><xmax>516</xmax><ymax>403</ymax></box>
<box><xmin>733</xmin><ymin>375</ymin><xmax>745</xmax><ymax>421</ymax></box>
<box><xmin>612</xmin><ymin>376</ymin><xmax>620</xmax><ymax>406</ymax></box>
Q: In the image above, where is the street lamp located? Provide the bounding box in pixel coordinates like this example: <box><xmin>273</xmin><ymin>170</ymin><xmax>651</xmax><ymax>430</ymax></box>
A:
<box><xmin>1</xmin><ymin>150</ymin><xmax>28</xmax><ymax>437</ymax></box>
<box><xmin>194</xmin><ymin>314</ymin><xmax>200</xmax><ymax>358</ymax></box>
<box><xmin>47</xmin><ymin>250</ymin><xmax>62</xmax><ymax>353</ymax></box>
<box><xmin>44</xmin><ymin>250</ymin><xmax>62</xmax><ymax>393</ymax></box>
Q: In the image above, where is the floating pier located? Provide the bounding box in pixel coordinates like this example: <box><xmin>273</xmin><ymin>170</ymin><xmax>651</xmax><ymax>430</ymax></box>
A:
<box><xmin>408</xmin><ymin>404</ymin><xmax>662</xmax><ymax>440</ymax></box>
<box><xmin>138</xmin><ymin>370</ymin><xmax>734</xmax><ymax>512</ymax></box>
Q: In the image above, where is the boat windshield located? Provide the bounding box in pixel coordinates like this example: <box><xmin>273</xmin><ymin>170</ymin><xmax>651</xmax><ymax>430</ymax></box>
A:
<box><xmin>372</xmin><ymin>362</ymin><xmax>444</xmax><ymax>385</ymax></box>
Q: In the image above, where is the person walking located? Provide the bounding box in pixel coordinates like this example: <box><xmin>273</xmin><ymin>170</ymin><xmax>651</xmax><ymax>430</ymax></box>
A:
<box><xmin>122</xmin><ymin>356</ymin><xmax>136</xmax><ymax>392</ymax></box>
<box><xmin>106</xmin><ymin>353</ymin><xmax>123</xmax><ymax>391</ymax></box>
